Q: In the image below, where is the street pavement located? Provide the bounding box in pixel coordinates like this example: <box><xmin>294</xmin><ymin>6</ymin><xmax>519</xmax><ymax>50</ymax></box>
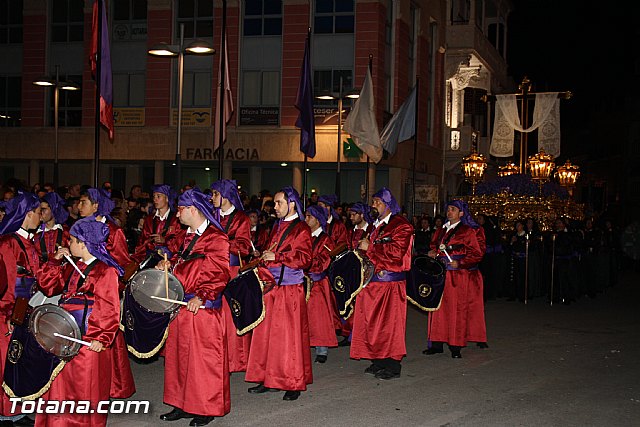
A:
<box><xmin>108</xmin><ymin>270</ymin><xmax>640</xmax><ymax>426</ymax></box>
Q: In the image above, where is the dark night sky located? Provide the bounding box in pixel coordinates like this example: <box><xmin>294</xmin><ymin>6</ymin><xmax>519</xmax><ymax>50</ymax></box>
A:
<box><xmin>506</xmin><ymin>1</ymin><xmax>637</xmax><ymax>159</ymax></box>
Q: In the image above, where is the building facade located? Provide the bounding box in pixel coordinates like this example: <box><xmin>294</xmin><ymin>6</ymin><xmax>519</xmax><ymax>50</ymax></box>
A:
<box><xmin>0</xmin><ymin>0</ymin><xmax>512</xmax><ymax>212</ymax></box>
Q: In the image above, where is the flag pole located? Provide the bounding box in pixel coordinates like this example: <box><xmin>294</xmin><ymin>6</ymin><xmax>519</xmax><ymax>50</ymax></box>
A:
<box><xmin>217</xmin><ymin>0</ymin><xmax>227</xmax><ymax>180</ymax></box>
<box><xmin>302</xmin><ymin>28</ymin><xmax>311</xmax><ymax>211</ymax></box>
<box><xmin>93</xmin><ymin>0</ymin><xmax>102</xmax><ymax>188</ymax></box>
<box><xmin>411</xmin><ymin>77</ymin><xmax>420</xmax><ymax>218</ymax></box>
<box><xmin>364</xmin><ymin>54</ymin><xmax>373</xmax><ymax>203</ymax></box>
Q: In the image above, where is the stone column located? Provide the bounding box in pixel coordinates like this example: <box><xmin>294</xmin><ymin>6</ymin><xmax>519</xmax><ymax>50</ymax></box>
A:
<box><xmin>292</xmin><ymin>162</ymin><xmax>303</xmax><ymax>195</ymax></box>
<box><xmin>154</xmin><ymin>160</ymin><xmax>164</xmax><ymax>184</ymax></box>
<box><xmin>222</xmin><ymin>160</ymin><xmax>233</xmax><ymax>180</ymax></box>
<box><xmin>29</xmin><ymin>160</ymin><xmax>39</xmax><ymax>188</ymax></box>
<box><xmin>248</xmin><ymin>166</ymin><xmax>261</xmax><ymax>197</ymax></box>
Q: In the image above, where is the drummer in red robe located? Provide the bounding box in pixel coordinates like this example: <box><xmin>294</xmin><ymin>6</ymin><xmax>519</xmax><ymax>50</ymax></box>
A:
<box><xmin>78</xmin><ymin>188</ymin><xmax>136</xmax><ymax>399</ymax></box>
<box><xmin>35</xmin><ymin>192</ymin><xmax>70</xmax><ymax>264</ymax></box>
<box><xmin>131</xmin><ymin>184</ymin><xmax>182</xmax><ymax>268</ymax></box>
<box><xmin>246</xmin><ymin>187</ymin><xmax>312</xmax><ymax>401</ymax></box>
<box><xmin>156</xmin><ymin>188</ymin><xmax>230</xmax><ymax>427</ymax></box>
<box><xmin>353</xmin><ymin>187</ymin><xmax>413</xmax><ymax>380</ymax></box>
<box><xmin>248</xmin><ymin>209</ymin><xmax>269</xmax><ymax>256</ymax></box>
<box><xmin>210</xmin><ymin>179</ymin><xmax>252</xmax><ymax>373</ymax></box>
<box><xmin>424</xmin><ymin>199</ymin><xmax>484</xmax><ymax>358</ymax></box>
<box><xmin>304</xmin><ymin>205</ymin><xmax>337</xmax><ymax>363</ymax></box>
<box><xmin>0</xmin><ymin>192</ymin><xmax>42</xmax><ymax>425</ymax></box>
<box><xmin>35</xmin><ymin>218</ymin><xmax>123</xmax><ymax>427</ymax></box>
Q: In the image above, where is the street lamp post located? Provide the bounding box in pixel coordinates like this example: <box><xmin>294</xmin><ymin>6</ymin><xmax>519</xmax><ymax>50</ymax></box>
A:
<box><xmin>33</xmin><ymin>65</ymin><xmax>80</xmax><ymax>187</ymax></box>
<box><xmin>316</xmin><ymin>76</ymin><xmax>359</xmax><ymax>200</ymax></box>
<box><xmin>148</xmin><ymin>23</ymin><xmax>215</xmax><ymax>190</ymax></box>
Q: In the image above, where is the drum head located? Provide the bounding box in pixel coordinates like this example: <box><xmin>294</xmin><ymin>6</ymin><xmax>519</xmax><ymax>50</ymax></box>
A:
<box><xmin>414</xmin><ymin>256</ymin><xmax>445</xmax><ymax>277</ymax></box>
<box><xmin>29</xmin><ymin>304</ymin><xmax>82</xmax><ymax>359</ymax></box>
<box><xmin>129</xmin><ymin>269</ymin><xmax>184</xmax><ymax>313</ymax></box>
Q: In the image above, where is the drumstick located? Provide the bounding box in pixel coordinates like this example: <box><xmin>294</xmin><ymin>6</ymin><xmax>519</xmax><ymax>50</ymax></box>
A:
<box><xmin>150</xmin><ymin>295</ymin><xmax>205</xmax><ymax>309</ymax></box>
<box><xmin>441</xmin><ymin>248</ymin><xmax>453</xmax><ymax>263</ymax></box>
<box><xmin>53</xmin><ymin>332</ymin><xmax>91</xmax><ymax>347</ymax></box>
<box><xmin>250</xmin><ymin>240</ymin><xmax>257</xmax><ymax>252</ymax></box>
<box><xmin>56</xmin><ymin>245</ymin><xmax>86</xmax><ymax>279</ymax></box>
<box><xmin>238</xmin><ymin>250</ymin><xmax>244</xmax><ymax>269</ymax></box>
<box><xmin>163</xmin><ymin>253</ymin><xmax>169</xmax><ymax>298</ymax></box>
<box><xmin>323</xmin><ymin>244</ymin><xmax>332</xmax><ymax>252</ymax></box>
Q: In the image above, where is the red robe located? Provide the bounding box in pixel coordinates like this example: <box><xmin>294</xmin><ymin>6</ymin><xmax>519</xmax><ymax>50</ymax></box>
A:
<box><xmin>35</xmin><ymin>260</ymin><xmax>121</xmax><ymax>427</ymax></box>
<box><xmin>306</xmin><ymin>231</ymin><xmax>338</xmax><ymax>347</ymax></box>
<box><xmin>245</xmin><ymin>219</ymin><xmax>313</xmax><ymax>391</ymax></box>
<box><xmin>164</xmin><ymin>225</ymin><xmax>231</xmax><ymax>417</ymax></box>
<box><xmin>351</xmin><ymin>215</ymin><xmax>412</xmax><ymax>361</ymax></box>
<box><xmin>131</xmin><ymin>210</ymin><xmax>182</xmax><ymax>263</ymax></box>
<box><xmin>219</xmin><ymin>209</ymin><xmax>253</xmax><ymax>373</ymax></box>
<box><xmin>0</xmin><ymin>232</ymin><xmax>40</xmax><ymax>417</ymax></box>
<box><xmin>467</xmin><ymin>227</ymin><xmax>487</xmax><ymax>343</ymax></box>
<box><xmin>428</xmin><ymin>223</ymin><xmax>484</xmax><ymax>347</ymax></box>
<box><xmin>348</xmin><ymin>223</ymin><xmax>374</xmax><ymax>250</ymax></box>
<box><xmin>250</xmin><ymin>225</ymin><xmax>269</xmax><ymax>253</ymax></box>
<box><xmin>34</xmin><ymin>226</ymin><xmax>70</xmax><ymax>263</ymax></box>
<box><xmin>103</xmin><ymin>220</ymin><xmax>136</xmax><ymax>399</ymax></box>
<box><xmin>327</xmin><ymin>217</ymin><xmax>348</xmax><ymax>246</ymax></box>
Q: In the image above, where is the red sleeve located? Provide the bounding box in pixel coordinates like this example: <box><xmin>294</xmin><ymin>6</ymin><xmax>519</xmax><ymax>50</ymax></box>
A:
<box><xmin>227</xmin><ymin>212</ymin><xmax>252</xmax><ymax>258</ymax></box>
<box><xmin>172</xmin><ymin>227</ymin><xmax>230</xmax><ymax>302</ymax></box>
<box><xmin>334</xmin><ymin>221</ymin><xmax>349</xmax><ymax>246</ymax></box>
<box><xmin>0</xmin><ymin>239</ymin><xmax>16</xmax><ymax>319</ymax></box>
<box><xmin>132</xmin><ymin>215</ymin><xmax>155</xmax><ymax>263</ymax></box>
<box><xmin>107</xmin><ymin>222</ymin><xmax>133</xmax><ymax>268</ymax></box>
<box><xmin>365</xmin><ymin>217</ymin><xmax>414</xmax><ymax>273</ymax></box>
<box><xmin>455</xmin><ymin>226</ymin><xmax>484</xmax><ymax>269</ymax></box>
<box><xmin>83</xmin><ymin>264</ymin><xmax>121</xmax><ymax>346</ymax></box>
<box><xmin>35</xmin><ymin>259</ymin><xmax>67</xmax><ymax>297</ymax></box>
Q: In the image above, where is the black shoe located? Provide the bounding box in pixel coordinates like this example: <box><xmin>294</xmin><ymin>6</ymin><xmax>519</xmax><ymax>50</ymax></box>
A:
<box><xmin>451</xmin><ymin>350</ymin><xmax>462</xmax><ymax>358</ymax></box>
<box><xmin>422</xmin><ymin>347</ymin><xmax>444</xmax><ymax>355</ymax></box>
<box><xmin>315</xmin><ymin>355</ymin><xmax>327</xmax><ymax>363</ymax></box>
<box><xmin>337</xmin><ymin>337</ymin><xmax>351</xmax><ymax>347</ymax></box>
<box><xmin>364</xmin><ymin>364</ymin><xmax>384</xmax><ymax>375</ymax></box>
<box><xmin>190</xmin><ymin>416</ymin><xmax>215</xmax><ymax>426</ymax></box>
<box><xmin>477</xmin><ymin>342</ymin><xmax>489</xmax><ymax>349</ymax></box>
<box><xmin>283</xmin><ymin>390</ymin><xmax>301</xmax><ymax>401</ymax></box>
<box><xmin>13</xmin><ymin>417</ymin><xmax>35</xmax><ymax>426</ymax></box>
<box><xmin>248</xmin><ymin>384</ymin><xmax>275</xmax><ymax>394</ymax></box>
<box><xmin>375</xmin><ymin>369</ymin><xmax>401</xmax><ymax>380</ymax></box>
<box><xmin>160</xmin><ymin>408</ymin><xmax>193</xmax><ymax>421</ymax></box>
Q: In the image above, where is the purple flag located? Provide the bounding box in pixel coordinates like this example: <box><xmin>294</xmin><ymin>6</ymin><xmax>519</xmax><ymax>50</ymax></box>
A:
<box><xmin>91</xmin><ymin>0</ymin><xmax>114</xmax><ymax>140</ymax></box>
<box><xmin>295</xmin><ymin>35</ymin><xmax>316</xmax><ymax>158</ymax></box>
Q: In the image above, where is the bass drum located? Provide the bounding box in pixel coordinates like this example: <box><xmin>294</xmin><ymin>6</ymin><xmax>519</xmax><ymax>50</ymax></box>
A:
<box><xmin>328</xmin><ymin>250</ymin><xmax>374</xmax><ymax>318</ymax></box>
<box><xmin>406</xmin><ymin>256</ymin><xmax>446</xmax><ymax>312</ymax></box>
<box><xmin>121</xmin><ymin>269</ymin><xmax>184</xmax><ymax>358</ymax></box>
<box><xmin>223</xmin><ymin>268</ymin><xmax>266</xmax><ymax>336</ymax></box>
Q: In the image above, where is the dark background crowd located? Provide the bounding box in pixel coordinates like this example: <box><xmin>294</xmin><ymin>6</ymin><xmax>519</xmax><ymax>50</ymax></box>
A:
<box><xmin>0</xmin><ymin>177</ymin><xmax>635</xmax><ymax>307</ymax></box>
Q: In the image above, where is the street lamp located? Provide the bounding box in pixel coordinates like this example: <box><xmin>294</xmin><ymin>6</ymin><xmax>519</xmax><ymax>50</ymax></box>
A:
<box><xmin>461</xmin><ymin>147</ymin><xmax>487</xmax><ymax>195</ymax></box>
<box><xmin>316</xmin><ymin>76</ymin><xmax>359</xmax><ymax>200</ymax></box>
<box><xmin>33</xmin><ymin>65</ymin><xmax>80</xmax><ymax>187</ymax></box>
<box><xmin>148</xmin><ymin>23</ymin><xmax>215</xmax><ymax>190</ymax></box>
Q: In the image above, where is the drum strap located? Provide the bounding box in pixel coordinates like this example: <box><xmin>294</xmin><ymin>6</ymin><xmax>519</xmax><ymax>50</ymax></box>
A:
<box><xmin>178</xmin><ymin>232</ymin><xmax>202</xmax><ymax>260</ymax></box>
<box><xmin>161</xmin><ymin>211</ymin><xmax>176</xmax><ymax>237</ymax></box>
<box><xmin>39</xmin><ymin>229</ymin><xmax>63</xmax><ymax>263</ymax></box>
<box><xmin>11</xmin><ymin>234</ymin><xmax>34</xmax><ymax>276</ymax></box>
<box><xmin>440</xmin><ymin>224</ymin><xmax>460</xmax><ymax>248</ymax></box>
<box><xmin>223</xmin><ymin>210</ymin><xmax>237</xmax><ymax>236</ymax></box>
<box><xmin>63</xmin><ymin>261</ymin><xmax>98</xmax><ymax>294</ymax></box>
<box><xmin>273</xmin><ymin>220</ymin><xmax>300</xmax><ymax>286</ymax></box>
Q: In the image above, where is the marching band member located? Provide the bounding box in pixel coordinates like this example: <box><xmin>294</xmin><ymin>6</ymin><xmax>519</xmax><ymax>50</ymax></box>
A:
<box><xmin>317</xmin><ymin>194</ymin><xmax>348</xmax><ymax>246</ymax></box>
<box><xmin>156</xmin><ymin>188</ymin><xmax>230</xmax><ymax>427</ymax></box>
<box><xmin>425</xmin><ymin>200</ymin><xmax>484</xmax><ymax>359</ymax></box>
<box><xmin>210</xmin><ymin>179</ymin><xmax>252</xmax><ymax>373</ymax></box>
<box><xmin>304</xmin><ymin>205</ymin><xmax>337</xmax><ymax>363</ymax></box>
<box><xmin>131</xmin><ymin>184</ymin><xmax>182</xmax><ymax>267</ymax></box>
<box><xmin>35</xmin><ymin>218</ymin><xmax>123</xmax><ymax>427</ymax></box>
<box><xmin>77</xmin><ymin>188</ymin><xmax>136</xmax><ymax>398</ymax></box>
<box><xmin>247</xmin><ymin>209</ymin><xmax>269</xmax><ymax>256</ymax></box>
<box><xmin>35</xmin><ymin>192</ymin><xmax>70</xmax><ymax>263</ymax></box>
<box><xmin>354</xmin><ymin>188</ymin><xmax>413</xmax><ymax>380</ymax></box>
<box><xmin>246</xmin><ymin>187</ymin><xmax>312</xmax><ymax>401</ymax></box>
<box><xmin>0</xmin><ymin>192</ymin><xmax>41</xmax><ymax>425</ymax></box>
<box><xmin>347</xmin><ymin>202</ymin><xmax>373</xmax><ymax>250</ymax></box>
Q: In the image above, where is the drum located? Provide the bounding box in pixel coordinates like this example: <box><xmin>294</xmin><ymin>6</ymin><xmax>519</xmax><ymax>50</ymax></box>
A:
<box><xmin>30</xmin><ymin>304</ymin><xmax>83</xmax><ymax>359</ymax></box>
<box><xmin>121</xmin><ymin>269</ymin><xmax>184</xmax><ymax>358</ymax></box>
<box><xmin>406</xmin><ymin>256</ymin><xmax>446</xmax><ymax>311</ymax></box>
<box><xmin>328</xmin><ymin>250</ymin><xmax>374</xmax><ymax>318</ymax></box>
<box><xmin>3</xmin><ymin>311</ymin><xmax>66</xmax><ymax>400</ymax></box>
<box><xmin>223</xmin><ymin>268</ymin><xmax>266</xmax><ymax>335</ymax></box>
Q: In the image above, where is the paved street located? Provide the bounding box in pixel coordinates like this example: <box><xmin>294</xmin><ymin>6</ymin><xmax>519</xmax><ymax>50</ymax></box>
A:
<box><xmin>108</xmin><ymin>270</ymin><xmax>640</xmax><ymax>427</ymax></box>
